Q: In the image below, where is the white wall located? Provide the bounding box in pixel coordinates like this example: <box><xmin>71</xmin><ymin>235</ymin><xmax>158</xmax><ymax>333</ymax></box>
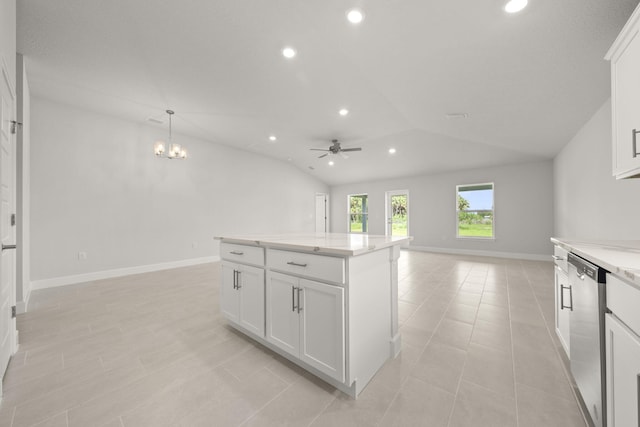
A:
<box><xmin>0</xmin><ymin>0</ymin><xmax>16</xmax><ymax>85</ymax></box>
<box><xmin>554</xmin><ymin>98</ymin><xmax>640</xmax><ymax>239</ymax></box>
<box><xmin>331</xmin><ymin>161</ymin><xmax>554</xmax><ymax>259</ymax></box>
<box><xmin>30</xmin><ymin>97</ymin><xmax>328</xmax><ymax>285</ymax></box>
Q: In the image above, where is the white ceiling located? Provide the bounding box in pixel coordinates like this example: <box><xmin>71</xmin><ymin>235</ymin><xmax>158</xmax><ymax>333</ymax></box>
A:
<box><xmin>17</xmin><ymin>0</ymin><xmax>639</xmax><ymax>185</ymax></box>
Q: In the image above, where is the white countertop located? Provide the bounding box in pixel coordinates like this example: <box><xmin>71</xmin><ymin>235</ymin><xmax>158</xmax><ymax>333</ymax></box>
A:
<box><xmin>551</xmin><ymin>238</ymin><xmax>640</xmax><ymax>285</ymax></box>
<box><xmin>215</xmin><ymin>233</ymin><xmax>412</xmax><ymax>256</ymax></box>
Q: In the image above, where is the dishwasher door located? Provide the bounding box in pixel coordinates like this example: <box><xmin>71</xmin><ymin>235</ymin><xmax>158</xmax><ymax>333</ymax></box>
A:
<box><xmin>569</xmin><ymin>253</ymin><xmax>606</xmax><ymax>427</ymax></box>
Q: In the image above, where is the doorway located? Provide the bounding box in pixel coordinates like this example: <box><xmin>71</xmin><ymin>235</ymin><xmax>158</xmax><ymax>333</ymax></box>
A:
<box><xmin>385</xmin><ymin>190</ymin><xmax>409</xmax><ymax>237</ymax></box>
<box><xmin>315</xmin><ymin>193</ymin><xmax>329</xmax><ymax>233</ymax></box>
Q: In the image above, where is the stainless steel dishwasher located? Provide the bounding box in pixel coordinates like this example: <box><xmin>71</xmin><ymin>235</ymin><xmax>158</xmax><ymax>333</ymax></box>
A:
<box><xmin>568</xmin><ymin>253</ymin><xmax>608</xmax><ymax>427</ymax></box>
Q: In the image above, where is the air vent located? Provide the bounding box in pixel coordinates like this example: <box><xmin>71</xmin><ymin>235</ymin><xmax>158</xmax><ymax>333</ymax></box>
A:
<box><xmin>445</xmin><ymin>113</ymin><xmax>469</xmax><ymax>119</ymax></box>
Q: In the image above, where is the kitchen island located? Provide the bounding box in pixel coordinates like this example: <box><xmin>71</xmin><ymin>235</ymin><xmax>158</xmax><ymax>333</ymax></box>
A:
<box><xmin>215</xmin><ymin>233</ymin><xmax>411</xmax><ymax>397</ymax></box>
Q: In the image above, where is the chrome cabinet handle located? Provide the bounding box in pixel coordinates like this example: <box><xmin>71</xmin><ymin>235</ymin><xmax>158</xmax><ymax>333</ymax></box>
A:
<box><xmin>229</xmin><ymin>251</ymin><xmax>244</xmax><ymax>256</ymax></box>
<box><xmin>633</xmin><ymin>129</ymin><xmax>640</xmax><ymax>158</ymax></box>
<box><xmin>287</xmin><ymin>261</ymin><xmax>308</xmax><ymax>268</ymax></box>
<box><xmin>292</xmin><ymin>286</ymin><xmax>297</xmax><ymax>312</ymax></box>
<box><xmin>2</xmin><ymin>244</ymin><xmax>16</xmax><ymax>251</ymax></box>
<box><xmin>297</xmin><ymin>288</ymin><xmax>303</xmax><ymax>313</ymax></box>
<box><xmin>560</xmin><ymin>284</ymin><xmax>573</xmax><ymax>311</ymax></box>
<box><xmin>236</xmin><ymin>271</ymin><xmax>241</xmax><ymax>289</ymax></box>
<box><xmin>233</xmin><ymin>270</ymin><xmax>237</xmax><ymax>289</ymax></box>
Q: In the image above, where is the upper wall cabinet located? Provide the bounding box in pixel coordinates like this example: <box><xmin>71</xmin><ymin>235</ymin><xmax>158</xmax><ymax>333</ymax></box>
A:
<box><xmin>606</xmin><ymin>3</ymin><xmax>640</xmax><ymax>179</ymax></box>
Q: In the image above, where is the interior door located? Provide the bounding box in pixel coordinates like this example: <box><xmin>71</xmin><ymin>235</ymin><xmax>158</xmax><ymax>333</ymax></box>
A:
<box><xmin>385</xmin><ymin>190</ymin><xmax>408</xmax><ymax>237</ymax></box>
<box><xmin>0</xmin><ymin>62</ymin><xmax>17</xmax><ymax>390</ymax></box>
<box><xmin>315</xmin><ymin>193</ymin><xmax>328</xmax><ymax>233</ymax></box>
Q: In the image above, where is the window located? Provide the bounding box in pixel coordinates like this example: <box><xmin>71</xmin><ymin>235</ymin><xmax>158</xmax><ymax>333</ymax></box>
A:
<box><xmin>457</xmin><ymin>183</ymin><xmax>494</xmax><ymax>239</ymax></box>
<box><xmin>348</xmin><ymin>194</ymin><xmax>368</xmax><ymax>233</ymax></box>
<box><xmin>386</xmin><ymin>190</ymin><xmax>409</xmax><ymax>237</ymax></box>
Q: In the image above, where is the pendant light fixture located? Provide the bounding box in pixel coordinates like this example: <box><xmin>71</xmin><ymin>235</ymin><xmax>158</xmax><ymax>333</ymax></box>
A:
<box><xmin>153</xmin><ymin>110</ymin><xmax>187</xmax><ymax>159</ymax></box>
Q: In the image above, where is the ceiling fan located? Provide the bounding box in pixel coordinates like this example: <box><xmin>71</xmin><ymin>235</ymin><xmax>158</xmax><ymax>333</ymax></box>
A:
<box><xmin>310</xmin><ymin>139</ymin><xmax>362</xmax><ymax>159</ymax></box>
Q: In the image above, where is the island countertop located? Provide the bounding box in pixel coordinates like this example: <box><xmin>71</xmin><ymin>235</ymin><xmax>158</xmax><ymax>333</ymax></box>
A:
<box><xmin>551</xmin><ymin>238</ymin><xmax>640</xmax><ymax>286</ymax></box>
<box><xmin>215</xmin><ymin>232</ymin><xmax>412</xmax><ymax>257</ymax></box>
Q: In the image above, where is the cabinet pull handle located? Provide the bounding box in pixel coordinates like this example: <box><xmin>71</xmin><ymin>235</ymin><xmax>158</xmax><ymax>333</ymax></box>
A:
<box><xmin>551</xmin><ymin>255</ymin><xmax>563</xmax><ymax>261</ymax></box>
<box><xmin>297</xmin><ymin>288</ymin><xmax>303</xmax><ymax>313</ymax></box>
<box><xmin>560</xmin><ymin>284</ymin><xmax>573</xmax><ymax>311</ymax></box>
<box><xmin>292</xmin><ymin>286</ymin><xmax>297</xmax><ymax>312</ymax></box>
<box><xmin>287</xmin><ymin>261</ymin><xmax>308</xmax><ymax>268</ymax></box>
<box><xmin>633</xmin><ymin>129</ymin><xmax>640</xmax><ymax>158</ymax></box>
<box><xmin>236</xmin><ymin>271</ymin><xmax>241</xmax><ymax>289</ymax></box>
<box><xmin>233</xmin><ymin>270</ymin><xmax>237</xmax><ymax>289</ymax></box>
<box><xmin>230</xmin><ymin>251</ymin><xmax>244</xmax><ymax>256</ymax></box>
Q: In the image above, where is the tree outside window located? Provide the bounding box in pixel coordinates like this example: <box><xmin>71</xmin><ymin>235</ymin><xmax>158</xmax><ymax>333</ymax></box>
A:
<box><xmin>349</xmin><ymin>194</ymin><xmax>368</xmax><ymax>233</ymax></box>
<box><xmin>457</xmin><ymin>183</ymin><xmax>494</xmax><ymax>238</ymax></box>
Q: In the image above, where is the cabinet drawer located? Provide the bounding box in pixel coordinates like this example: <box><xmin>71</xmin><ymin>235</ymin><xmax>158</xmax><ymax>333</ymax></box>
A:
<box><xmin>553</xmin><ymin>245</ymin><xmax>568</xmax><ymax>273</ymax></box>
<box><xmin>267</xmin><ymin>249</ymin><xmax>345</xmax><ymax>284</ymax></box>
<box><xmin>220</xmin><ymin>242</ymin><xmax>264</xmax><ymax>266</ymax></box>
<box><xmin>607</xmin><ymin>273</ymin><xmax>640</xmax><ymax>334</ymax></box>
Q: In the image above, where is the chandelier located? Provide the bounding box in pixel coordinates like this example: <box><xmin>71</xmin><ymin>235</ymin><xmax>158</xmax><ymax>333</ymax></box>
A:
<box><xmin>153</xmin><ymin>110</ymin><xmax>187</xmax><ymax>159</ymax></box>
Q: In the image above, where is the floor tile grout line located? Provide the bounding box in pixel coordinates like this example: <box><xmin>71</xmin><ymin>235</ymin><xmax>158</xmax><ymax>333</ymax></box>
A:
<box><xmin>306</xmin><ymin>390</ymin><xmax>340</xmax><ymax>427</ymax></box>
<box><xmin>506</xmin><ymin>262</ymin><xmax>521</xmax><ymax>427</ymax></box>
<box><xmin>237</xmin><ymin>382</ymin><xmax>294</xmax><ymax>427</ymax></box>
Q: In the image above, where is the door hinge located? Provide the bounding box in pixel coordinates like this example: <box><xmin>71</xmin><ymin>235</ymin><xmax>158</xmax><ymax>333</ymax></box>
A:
<box><xmin>10</xmin><ymin>121</ymin><xmax>22</xmax><ymax>135</ymax></box>
<box><xmin>11</xmin><ymin>306</ymin><xmax>16</xmax><ymax>318</ymax></box>
<box><xmin>10</xmin><ymin>213</ymin><xmax>15</xmax><ymax>227</ymax></box>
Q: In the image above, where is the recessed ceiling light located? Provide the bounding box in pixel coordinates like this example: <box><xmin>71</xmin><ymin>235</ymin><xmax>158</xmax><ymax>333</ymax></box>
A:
<box><xmin>504</xmin><ymin>0</ymin><xmax>527</xmax><ymax>13</ymax></box>
<box><xmin>282</xmin><ymin>47</ymin><xmax>297</xmax><ymax>58</ymax></box>
<box><xmin>328</xmin><ymin>161</ymin><xmax>335</xmax><ymax>166</ymax></box>
<box><xmin>346</xmin><ymin>9</ymin><xmax>364</xmax><ymax>24</ymax></box>
<box><xmin>269</xmin><ymin>135</ymin><xmax>277</xmax><ymax>141</ymax></box>
<box><xmin>339</xmin><ymin>108</ymin><xmax>349</xmax><ymax>116</ymax></box>
<box><xmin>389</xmin><ymin>148</ymin><xmax>396</xmax><ymax>154</ymax></box>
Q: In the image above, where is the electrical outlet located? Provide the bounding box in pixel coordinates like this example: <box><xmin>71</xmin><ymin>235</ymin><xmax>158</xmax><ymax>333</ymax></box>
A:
<box><xmin>78</xmin><ymin>251</ymin><xmax>87</xmax><ymax>261</ymax></box>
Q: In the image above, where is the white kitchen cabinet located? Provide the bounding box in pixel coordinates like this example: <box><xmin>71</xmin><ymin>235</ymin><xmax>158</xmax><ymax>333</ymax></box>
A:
<box><xmin>553</xmin><ymin>245</ymin><xmax>570</xmax><ymax>357</ymax></box>
<box><xmin>554</xmin><ymin>266</ymin><xmax>571</xmax><ymax>357</ymax></box>
<box><xmin>221</xmin><ymin>261</ymin><xmax>265</xmax><ymax>337</ymax></box>
<box><xmin>266</xmin><ymin>271</ymin><xmax>345</xmax><ymax>382</ymax></box>
<box><xmin>605</xmin><ymin>313</ymin><xmax>640</xmax><ymax>427</ymax></box>
<box><xmin>606</xmin><ymin>3</ymin><xmax>640</xmax><ymax>179</ymax></box>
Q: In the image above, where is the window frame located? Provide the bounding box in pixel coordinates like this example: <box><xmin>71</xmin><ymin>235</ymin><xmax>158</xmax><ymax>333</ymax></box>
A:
<box><xmin>456</xmin><ymin>182</ymin><xmax>495</xmax><ymax>240</ymax></box>
<box><xmin>347</xmin><ymin>193</ymin><xmax>369</xmax><ymax>234</ymax></box>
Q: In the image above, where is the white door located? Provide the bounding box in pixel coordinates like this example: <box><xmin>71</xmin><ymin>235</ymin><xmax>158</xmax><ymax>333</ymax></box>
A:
<box><xmin>265</xmin><ymin>272</ymin><xmax>299</xmax><ymax>358</ymax></box>
<box><xmin>220</xmin><ymin>262</ymin><xmax>239</xmax><ymax>323</ymax></box>
<box><xmin>299</xmin><ymin>278</ymin><xmax>345</xmax><ymax>382</ymax></box>
<box><xmin>237</xmin><ymin>265</ymin><xmax>265</xmax><ymax>336</ymax></box>
<box><xmin>606</xmin><ymin>313</ymin><xmax>640</xmax><ymax>427</ymax></box>
<box><xmin>0</xmin><ymin>62</ymin><xmax>17</xmax><ymax>391</ymax></box>
<box><xmin>385</xmin><ymin>190</ymin><xmax>408</xmax><ymax>237</ymax></box>
<box><xmin>315</xmin><ymin>194</ymin><xmax>328</xmax><ymax>233</ymax></box>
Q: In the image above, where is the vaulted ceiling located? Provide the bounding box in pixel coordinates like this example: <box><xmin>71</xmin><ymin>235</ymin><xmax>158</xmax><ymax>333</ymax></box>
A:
<box><xmin>17</xmin><ymin>0</ymin><xmax>639</xmax><ymax>185</ymax></box>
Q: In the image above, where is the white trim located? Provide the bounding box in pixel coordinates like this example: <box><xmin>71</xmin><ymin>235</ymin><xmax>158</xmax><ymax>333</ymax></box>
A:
<box><xmin>1</xmin><ymin>57</ymin><xmax>16</xmax><ymax>100</ymax></box>
<box><xmin>406</xmin><ymin>245</ymin><xmax>550</xmax><ymax>262</ymax></box>
<box><xmin>30</xmin><ymin>256</ymin><xmax>220</xmax><ymax>291</ymax></box>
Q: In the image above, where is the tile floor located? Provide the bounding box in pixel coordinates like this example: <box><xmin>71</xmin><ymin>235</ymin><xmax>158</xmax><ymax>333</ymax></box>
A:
<box><xmin>0</xmin><ymin>250</ymin><xmax>587</xmax><ymax>426</ymax></box>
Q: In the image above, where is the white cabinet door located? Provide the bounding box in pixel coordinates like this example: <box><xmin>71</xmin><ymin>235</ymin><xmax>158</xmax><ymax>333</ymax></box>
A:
<box><xmin>609</xmin><ymin>6</ymin><xmax>640</xmax><ymax>178</ymax></box>
<box><xmin>237</xmin><ymin>265</ymin><xmax>265</xmax><ymax>337</ymax></box>
<box><xmin>299</xmin><ymin>278</ymin><xmax>345</xmax><ymax>382</ymax></box>
<box><xmin>606</xmin><ymin>313</ymin><xmax>640</xmax><ymax>427</ymax></box>
<box><xmin>555</xmin><ymin>267</ymin><xmax>570</xmax><ymax>357</ymax></box>
<box><xmin>220</xmin><ymin>262</ymin><xmax>240</xmax><ymax>323</ymax></box>
<box><xmin>266</xmin><ymin>272</ymin><xmax>300</xmax><ymax>358</ymax></box>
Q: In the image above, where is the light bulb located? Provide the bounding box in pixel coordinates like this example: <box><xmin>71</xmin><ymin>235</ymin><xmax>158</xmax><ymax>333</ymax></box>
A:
<box><xmin>347</xmin><ymin>9</ymin><xmax>364</xmax><ymax>24</ymax></box>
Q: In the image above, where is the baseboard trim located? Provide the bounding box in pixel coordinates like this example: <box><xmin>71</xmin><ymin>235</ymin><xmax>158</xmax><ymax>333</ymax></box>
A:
<box><xmin>406</xmin><ymin>245</ymin><xmax>550</xmax><ymax>262</ymax></box>
<box><xmin>31</xmin><ymin>256</ymin><xmax>220</xmax><ymax>291</ymax></box>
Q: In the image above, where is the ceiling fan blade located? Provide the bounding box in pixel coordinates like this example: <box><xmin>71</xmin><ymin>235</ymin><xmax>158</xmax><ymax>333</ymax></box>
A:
<box><xmin>318</xmin><ymin>153</ymin><xmax>329</xmax><ymax>159</ymax></box>
<box><xmin>341</xmin><ymin>147</ymin><xmax>362</xmax><ymax>152</ymax></box>
<box><xmin>310</xmin><ymin>148</ymin><xmax>330</xmax><ymax>151</ymax></box>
